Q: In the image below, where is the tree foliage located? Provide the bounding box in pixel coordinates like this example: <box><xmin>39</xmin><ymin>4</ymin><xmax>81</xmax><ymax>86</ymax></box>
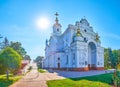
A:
<box><xmin>9</xmin><ymin>41</ymin><xmax>27</xmax><ymax>57</ymax></box>
<box><xmin>0</xmin><ymin>37</ymin><xmax>9</xmax><ymax>49</ymax></box>
<box><xmin>34</xmin><ymin>56</ymin><xmax>44</xmax><ymax>68</ymax></box>
<box><xmin>104</xmin><ymin>48</ymin><xmax>120</xmax><ymax>69</ymax></box>
<box><xmin>24</xmin><ymin>55</ymin><xmax>31</xmax><ymax>61</ymax></box>
<box><xmin>35</xmin><ymin>56</ymin><xmax>43</xmax><ymax>62</ymax></box>
<box><xmin>0</xmin><ymin>47</ymin><xmax>22</xmax><ymax>74</ymax></box>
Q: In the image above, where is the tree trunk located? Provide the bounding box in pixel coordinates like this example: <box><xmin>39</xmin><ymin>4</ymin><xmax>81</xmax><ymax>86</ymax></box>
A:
<box><xmin>6</xmin><ymin>70</ymin><xmax>9</xmax><ymax>80</ymax></box>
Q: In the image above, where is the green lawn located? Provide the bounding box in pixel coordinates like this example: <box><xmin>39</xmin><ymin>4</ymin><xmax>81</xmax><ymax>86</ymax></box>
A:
<box><xmin>0</xmin><ymin>74</ymin><xmax>22</xmax><ymax>87</ymax></box>
<box><xmin>38</xmin><ymin>69</ymin><xmax>47</xmax><ymax>73</ymax></box>
<box><xmin>47</xmin><ymin>73</ymin><xmax>113</xmax><ymax>87</ymax></box>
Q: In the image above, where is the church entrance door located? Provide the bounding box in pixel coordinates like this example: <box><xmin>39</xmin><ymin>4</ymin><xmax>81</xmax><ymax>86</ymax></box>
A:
<box><xmin>88</xmin><ymin>42</ymin><xmax>96</xmax><ymax>70</ymax></box>
<box><xmin>58</xmin><ymin>63</ymin><xmax>60</xmax><ymax>69</ymax></box>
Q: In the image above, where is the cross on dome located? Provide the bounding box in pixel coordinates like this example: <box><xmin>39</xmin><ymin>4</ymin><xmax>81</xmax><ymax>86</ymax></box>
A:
<box><xmin>55</xmin><ymin>12</ymin><xmax>59</xmax><ymax>16</ymax></box>
<box><xmin>55</xmin><ymin>12</ymin><xmax>59</xmax><ymax>24</ymax></box>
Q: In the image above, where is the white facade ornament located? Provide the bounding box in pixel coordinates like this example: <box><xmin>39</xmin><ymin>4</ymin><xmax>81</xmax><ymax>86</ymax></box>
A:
<box><xmin>44</xmin><ymin>14</ymin><xmax>104</xmax><ymax>70</ymax></box>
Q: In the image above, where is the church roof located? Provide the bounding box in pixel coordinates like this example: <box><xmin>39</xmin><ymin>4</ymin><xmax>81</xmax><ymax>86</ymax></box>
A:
<box><xmin>80</xmin><ymin>18</ymin><xmax>89</xmax><ymax>26</ymax></box>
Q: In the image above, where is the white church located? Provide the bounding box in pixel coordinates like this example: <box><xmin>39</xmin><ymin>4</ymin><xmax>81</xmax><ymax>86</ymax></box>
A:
<box><xmin>43</xmin><ymin>13</ymin><xmax>104</xmax><ymax>71</ymax></box>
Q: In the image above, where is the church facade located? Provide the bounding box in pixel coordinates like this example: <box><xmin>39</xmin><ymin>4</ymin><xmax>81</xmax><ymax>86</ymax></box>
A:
<box><xmin>43</xmin><ymin>13</ymin><xmax>104</xmax><ymax>71</ymax></box>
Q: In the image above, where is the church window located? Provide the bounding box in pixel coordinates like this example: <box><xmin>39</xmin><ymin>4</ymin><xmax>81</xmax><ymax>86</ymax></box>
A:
<box><xmin>98</xmin><ymin>62</ymin><xmax>100</xmax><ymax>65</ymax></box>
<box><xmin>66</xmin><ymin>55</ymin><xmax>68</xmax><ymax>64</ymax></box>
<box><xmin>84</xmin><ymin>37</ymin><xmax>86</xmax><ymax>41</ymax></box>
<box><xmin>58</xmin><ymin>57</ymin><xmax>60</xmax><ymax>60</ymax></box>
<box><xmin>84</xmin><ymin>37</ymin><xmax>88</xmax><ymax>42</ymax></box>
<box><xmin>72</xmin><ymin>53</ymin><xmax>75</xmax><ymax>65</ymax></box>
<box><xmin>82</xmin><ymin>62</ymin><xmax>84</xmax><ymax>65</ymax></box>
<box><xmin>85</xmin><ymin>61</ymin><xmax>87</xmax><ymax>65</ymax></box>
<box><xmin>57</xmin><ymin>28</ymin><xmax>59</xmax><ymax>32</ymax></box>
<box><xmin>73</xmin><ymin>54</ymin><xmax>75</xmax><ymax>60</ymax></box>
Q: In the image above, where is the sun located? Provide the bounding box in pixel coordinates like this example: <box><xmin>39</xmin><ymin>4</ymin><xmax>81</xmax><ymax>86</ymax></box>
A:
<box><xmin>36</xmin><ymin>17</ymin><xmax>50</xmax><ymax>29</ymax></box>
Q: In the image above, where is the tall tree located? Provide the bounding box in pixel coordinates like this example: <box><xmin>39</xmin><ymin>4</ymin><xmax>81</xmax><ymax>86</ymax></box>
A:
<box><xmin>104</xmin><ymin>48</ymin><xmax>109</xmax><ymax>68</ymax></box>
<box><xmin>108</xmin><ymin>48</ymin><xmax>113</xmax><ymax>67</ymax></box>
<box><xmin>117</xmin><ymin>49</ymin><xmax>120</xmax><ymax>64</ymax></box>
<box><xmin>112</xmin><ymin>50</ymin><xmax>118</xmax><ymax>68</ymax></box>
<box><xmin>0</xmin><ymin>37</ymin><xmax>9</xmax><ymax>49</ymax></box>
<box><xmin>3</xmin><ymin>37</ymin><xmax>9</xmax><ymax>47</ymax></box>
<box><xmin>104</xmin><ymin>48</ymin><xmax>113</xmax><ymax>68</ymax></box>
<box><xmin>0</xmin><ymin>34</ymin><xmax>3</xmax><ymax>50</ymax></box>
<box><xmin>9</xmin><ymin>41</ymin><xmax>27</xmax><ymax>57</ymax></box>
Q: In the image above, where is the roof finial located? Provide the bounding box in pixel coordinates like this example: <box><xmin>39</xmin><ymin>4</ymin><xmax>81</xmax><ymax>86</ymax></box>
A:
<box><xmin>83</xmin><ymin>16</ymin><xmax>86</xmax><ymax>19</ymax></box>
<box><xmin>55</xmin><ymin>12</ymin><xmax>59</xmax><ymax>24</ymax></box>
<box><xmin>55</xmin><ymin>12</ymin><xmax>59</xmax><ymax>16</ymax></box>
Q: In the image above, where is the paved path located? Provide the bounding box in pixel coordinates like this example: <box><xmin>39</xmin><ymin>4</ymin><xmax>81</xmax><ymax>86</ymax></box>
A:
<box><xmin>9</xmin><ymin>63</ymin><xmax>64</xmax><ymax>87</ymax></box>
<box><xmin>10</xmin><ymin>63</ymin><xmax>114</xmax><ymax>87</ymax></box>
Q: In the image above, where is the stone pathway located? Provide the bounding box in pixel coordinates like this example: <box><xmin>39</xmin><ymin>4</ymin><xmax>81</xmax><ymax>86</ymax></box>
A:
<box><xmin>9</xmin><ymin>63</ymin><xmax>64</xmax><ymax>87</ymax></box>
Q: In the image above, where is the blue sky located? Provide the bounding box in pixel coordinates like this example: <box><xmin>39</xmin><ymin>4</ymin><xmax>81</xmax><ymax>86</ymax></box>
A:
<box><xmin>0</xmin><ymin>0</ymin><xmax>120</xmax><ymax>59</ymax></box>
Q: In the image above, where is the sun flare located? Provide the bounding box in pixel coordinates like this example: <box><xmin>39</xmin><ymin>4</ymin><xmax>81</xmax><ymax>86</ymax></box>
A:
<box><xmin>36</xmin><ymin>17</ymin><xmax>50</xmax><ymax>29</ymax></box>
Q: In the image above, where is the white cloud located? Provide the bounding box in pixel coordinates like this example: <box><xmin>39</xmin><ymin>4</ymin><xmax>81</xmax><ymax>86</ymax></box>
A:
<box><xmin>100</xmin><ymin>31</ymin><xmax>120</xmax><ymax>40</ymax></box>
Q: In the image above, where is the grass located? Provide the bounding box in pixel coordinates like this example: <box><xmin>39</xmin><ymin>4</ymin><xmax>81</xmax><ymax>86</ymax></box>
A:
<box><xmin>47</xmin><ymin>73</ymin><xmax>113</xmax><ymax>87</ymax></box>
<box><xmin>0</xmin><ymin>74</ymin><xmax>22</xmax><ymax>87</ymax></box>
<box><xmin>38</xmin><ymin>69</ymin><xmax>47</xmax><ymax>73</ymax></box>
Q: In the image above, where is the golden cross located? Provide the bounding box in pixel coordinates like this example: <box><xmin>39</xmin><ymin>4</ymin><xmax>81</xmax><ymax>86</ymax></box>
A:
<box><xmin>55</xmin><ymin>12</ymin><xmax>59</xmax><ymax>17</ymax></box>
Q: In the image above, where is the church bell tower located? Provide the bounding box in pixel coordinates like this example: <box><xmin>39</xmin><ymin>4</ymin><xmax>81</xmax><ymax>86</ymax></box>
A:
<box><xmin>53</xmin><ymin>12</ymin><xmax>62</xmax><ymax>36</ymax></box>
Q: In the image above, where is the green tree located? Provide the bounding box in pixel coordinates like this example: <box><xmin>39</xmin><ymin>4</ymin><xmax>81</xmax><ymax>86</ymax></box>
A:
<box><xmin>117</xmin><ymin>49</ymin><xmax>120</xmax><ymax>64</ymax></box>
<box><xmin>35</xmin><ymin>56</ymin><xmax>44</xmax><ymax>68</ymax></box>
<box><xmin>108</xmin><ymin>48</ymin><xmax>113</xmax><ymax>67</ymax></box>
<box><xmin>3</xmin><ymin>37</ymin><xmax>9</xmax><ymax>47</ymax></box>
<box><xmin>9</xmin><ymin>41</ymin><xmax>27</xmax><ymax>57</ymax></box>
<box><xmin>0</xmin><ymin>47</ymin><xmax>22</xmax><ymax>75</ymax></box>
<box><xmin>104</xmin><ymin>48</ymin><xmax>109</xmax><ymax>68</ymax></box>
<box><xmin>24</xmin><ymin>55</ymin><xmax>31</xmax><ymax>61</ymax></box>
<box><xmin>112</xmin><ymin>50</ymin><xmax>118</xmax><ymax>68</ymax></box>
<box><xmin>0</xmin><ymin>37</ymin><xmax>9</xmax><ymax>49</ymax></box>
<box><xmin>0</xmin><ymin>34</ymin><xmax>3</xmax><ymax>50</ymax></box>
<box><xmin>104</xmin><ymin>48</ymin><xmax>113</xmax><ymax>69</ymax></box>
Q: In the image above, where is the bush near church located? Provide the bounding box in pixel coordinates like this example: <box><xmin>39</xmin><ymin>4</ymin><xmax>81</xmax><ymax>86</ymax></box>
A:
<box><xmin>0</xmin><ymin>47</ymin><xmax>22</xmax><ymax>75</ymax></box>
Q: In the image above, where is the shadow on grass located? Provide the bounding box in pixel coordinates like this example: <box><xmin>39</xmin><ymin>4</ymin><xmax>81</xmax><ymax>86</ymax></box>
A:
<box><xmin>0</xmin><ymin>74</ymin><xmax>22</xmax><ymax>87</ymax></box>
<box><xmin>47</xmin><ymin>73</ymin><xmax>114</xmax><ymax>87</ymax></box>
<box><xmin>0</xmin><ymin>80</ymin><xmax>13</xmax><ymax>87</ymax></box>
<box><xmin>69</xmin><ymin>73</ymin><xmax>114</xmax><ymax>85</ymax></box>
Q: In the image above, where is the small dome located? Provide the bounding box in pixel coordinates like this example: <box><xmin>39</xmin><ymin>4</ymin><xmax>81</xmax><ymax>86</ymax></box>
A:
<box><xmin>76</xmin><ymin>27</ymin><xmax>82</xmax><ymax>37</ymax></box>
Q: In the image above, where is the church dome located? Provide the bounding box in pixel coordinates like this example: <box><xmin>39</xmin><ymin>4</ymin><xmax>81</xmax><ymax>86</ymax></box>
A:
<box><xmin>73</xmin><ymin>27</ymin><xmax>84</xmax><ymax>42</ymax></box>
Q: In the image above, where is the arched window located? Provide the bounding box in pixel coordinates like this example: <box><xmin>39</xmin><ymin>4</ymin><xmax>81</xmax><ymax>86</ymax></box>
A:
<box><xmin>85</xmin><ymin>61</ymin><xmax>87</xmax><ymax>65</ymax></box>
<box><xmin>72</xmin><ymin>53</ymin><xmax>75</xmax><ymax>65</ymax></box>
<box><xmin>73</xmin><ymin>53</ymin><xmax>75</xmax><ymax>60</ymax></box>
<box><xmin>57</xmin><ymin>28</ymin><xmax>59</xmax><ymax>32</ymax></box>
<box><xmin>84</xmin><ymin>29</ymin><xmax>87</xmax><ymax>32</ymax></box>
<box><xmin>58</xmin><ymin>57</ymin><xmax>60</xmax><ymax>60</ymax></box>
<box><xmin>66</xmin><ymin>55</ymin><xmax>68</xmax><ymax>64</ymax></box>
